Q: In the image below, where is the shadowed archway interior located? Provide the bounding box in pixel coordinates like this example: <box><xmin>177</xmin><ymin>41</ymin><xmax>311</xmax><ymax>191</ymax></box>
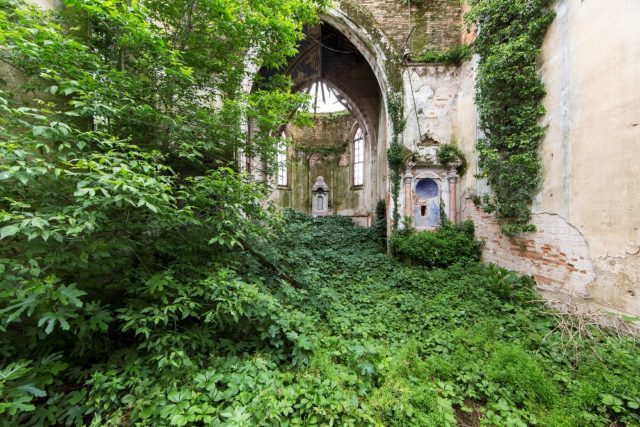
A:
<box><xmin>256</xmin><ymin>22</ymin><xmax>386</xmax><ymax>227</ymax></box>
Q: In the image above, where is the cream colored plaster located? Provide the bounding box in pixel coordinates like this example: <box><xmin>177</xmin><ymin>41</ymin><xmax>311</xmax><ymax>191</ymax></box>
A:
<box><xmin>402</xmin><ymin>65</ymin><xmax>460</xmax><ymax>149</ymax></box>
<box><xmin>457</xmin><ymin>0</ymin><xmax>640</xmax><ymax>316</ymax></box>
<box><xmin>539</xmin><ymin>0</ymin><xmax>640</xmax><ymax>259</ymax></box>
<box><xmin>453</xmin><ymin>56</ymin><xmax>480</xmax><ymax>206</ymax></box>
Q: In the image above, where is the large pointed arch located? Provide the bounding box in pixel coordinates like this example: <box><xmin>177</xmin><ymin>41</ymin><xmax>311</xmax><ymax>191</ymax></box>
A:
<box><xmin>246</xmin><ymin>3</ymin><xmax>403</xmax><ymax>224</ymax></box>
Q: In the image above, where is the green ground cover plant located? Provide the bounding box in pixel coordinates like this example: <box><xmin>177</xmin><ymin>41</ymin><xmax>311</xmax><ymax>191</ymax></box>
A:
<box><xmin>257</xmin><ymin>214</ymin><xmax>640</xmax><ymax>426</ymax></box>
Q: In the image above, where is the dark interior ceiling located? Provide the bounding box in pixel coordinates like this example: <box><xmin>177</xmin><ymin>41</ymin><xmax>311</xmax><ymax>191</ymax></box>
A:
<box><xmin>257</xmin><ymin>23</ymin><xmax>382</xmax><ymax>140</ymax></box>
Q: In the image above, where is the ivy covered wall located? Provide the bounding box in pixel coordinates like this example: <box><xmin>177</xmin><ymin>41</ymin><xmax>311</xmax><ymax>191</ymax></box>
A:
<box><xmin>270</xmin><ymin>113</ymin><xmax>374</xmax><ymax>224</ymax></box>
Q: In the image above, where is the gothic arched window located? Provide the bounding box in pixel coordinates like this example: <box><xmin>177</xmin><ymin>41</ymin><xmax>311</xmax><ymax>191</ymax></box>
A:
<box><xmin>353</xmin><ymin>127</ymin><xmax>364</xmax><ymax>186</ymax></box>
<box><xmin>277</xmin><ymin>137</ymin><xmax>288</xmax><ymax>187</ymax></box>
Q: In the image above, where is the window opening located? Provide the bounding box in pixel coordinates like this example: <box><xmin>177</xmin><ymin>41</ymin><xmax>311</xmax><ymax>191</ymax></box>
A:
<box><xmin>353</xmin><ymin>127</ymin><xmax>364</xmax><ymax>186</ymax></box>
<box><xmin>277</xmin><ymin>137</ymin><xmax>288</xmax><ymax>187</ymax></box>
<box><xmin>305</xmin><ymin>81</ymin><xmax>347</xmax><ymax>114</ymax></box>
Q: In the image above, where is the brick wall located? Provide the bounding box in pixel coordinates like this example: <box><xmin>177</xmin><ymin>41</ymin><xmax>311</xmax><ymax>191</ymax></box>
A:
<box><xmin>461</xmin><ymin>199</ymin><xmax>595</xmax><ymax>299</ymax></box>
<box><xmin>356</xmin><ymin>0</ymin><xmax>463</xmax><ymax>54</ymax></box>
<box><xmin>287</xmin><ymin>113</ymin><xmax>355</xmax><ymax>150</ymax></box>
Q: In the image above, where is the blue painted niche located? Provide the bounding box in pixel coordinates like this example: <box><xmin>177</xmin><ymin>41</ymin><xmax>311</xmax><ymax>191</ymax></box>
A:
<box><xmin>416</xmin><ymin>178</ymin><xmax>439</xmax><ymax>198</ymax></box>
<box><xmin>414</xmin><ymin>178</ymin><xmax>440</xmax><ymax>228</ymax></box>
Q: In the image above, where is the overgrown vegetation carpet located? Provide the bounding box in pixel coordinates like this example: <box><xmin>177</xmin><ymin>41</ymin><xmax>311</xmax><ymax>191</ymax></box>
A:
<box><xmin>9</xmin><ymin>213</ymin><xmax>638</xmax><ymax>426</ymax></box>
<box><xmin>256</xmin><ymin>213</ymin><xmax>640</xmax><ymax>426</ymax></box>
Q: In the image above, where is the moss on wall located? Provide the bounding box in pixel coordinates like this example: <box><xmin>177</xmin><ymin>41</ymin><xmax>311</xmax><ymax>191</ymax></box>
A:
<box><xmin>334</xmin><ymin>0</ymin><xmax>404</xmax><ymax>95</ymax></box>
<box><xmin>292</xmin><ymin>112</ymin><xmax>351</xmax><ymax>156</ymax></box>
<box><xmin>274</xmin><ymin>112</ymin><xmax>366</xmax><ymax>215</ymax></box>
<box><xmin>409</xmin><ymin>0</ymin><xmax>463</xmax><ymax>55</ymax></box>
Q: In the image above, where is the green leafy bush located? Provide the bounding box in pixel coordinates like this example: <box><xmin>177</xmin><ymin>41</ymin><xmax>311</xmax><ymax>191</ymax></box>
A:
<box><xmin>486</xmin><ymin>263</ymin><xmax>536</xmax><ymax>301</ymax></box>
<box><xmin>436</xmin><ymin>144</ymin><xmax>467</xmax><ymax>176</ymax></box>
<box><xmin>369</xmin><ymin>199</ymin><xmax>388</xmax><ymax>247</ymax></box>
<box><xmin>390</xmin><ymin>221</ymin><xmax>482</xmax><ymax>268</ymax></box>
<box><xmin>0</xmin><ymin>0</ymin><xmax>325</xmax><ymax>423</ymax></box>
<box><xmin>414</xmin><ymin>44</ymin><xmax>473</xmax><ymax>66</ymax></box>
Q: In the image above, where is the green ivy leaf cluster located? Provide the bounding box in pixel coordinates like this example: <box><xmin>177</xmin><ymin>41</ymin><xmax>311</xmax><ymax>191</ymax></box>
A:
<box><xmin>436</xmin><ymin>143</ymin><xmax>467</xmax><ymax>176</ymax></box>
<box><xmin>390</xmin><ymin>220</ymin><xmax>481</xmax><ymax>269</ymax></box>
<box><xmin>414</xmin><ymin>44</ymin><xmax>472</xmax><ymax>66</ymax></box>
<box><xmin>467</xmin><ymin>0</ymin><xmax>555</xmax><ymax>236</ymax></box>
<box><xmin>386</xmin><ymin>93</ymin><xmax>407</xmax><ymax>229</ymax></box>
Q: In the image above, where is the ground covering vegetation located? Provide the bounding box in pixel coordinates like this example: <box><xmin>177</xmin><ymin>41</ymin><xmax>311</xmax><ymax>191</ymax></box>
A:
<box><xmin>1</xmin><ymin>0</ymin><xmax>639</xmax><ymax>426</ymax></box>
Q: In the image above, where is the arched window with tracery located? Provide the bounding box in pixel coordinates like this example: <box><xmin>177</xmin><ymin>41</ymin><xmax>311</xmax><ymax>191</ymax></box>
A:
<box><xmin>353</xmin><ymin>127</ymin><xmax>364</xmax><ymax>187</ymax></box>
<box><xmin>277</xmin><ymin>136</ymin><xmax>288</xmax><ymax>187</ymax></box>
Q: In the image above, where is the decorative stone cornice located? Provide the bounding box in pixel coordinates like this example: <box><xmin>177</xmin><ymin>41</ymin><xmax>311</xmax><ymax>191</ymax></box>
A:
<box><xmin>312</xmin><ymin>176</ymin><xmax>330</xmax><ymax>193</ymax></box>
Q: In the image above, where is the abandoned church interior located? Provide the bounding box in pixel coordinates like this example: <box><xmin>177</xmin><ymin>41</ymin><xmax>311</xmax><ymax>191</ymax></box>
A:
<box><xmin>4</xmin><ymin>0</ymin><xmax>640</xmax><ymax>423</ymax></box>
<box><xmin>242</xmin><ymin>0</ymin><xmax>640</xmax><ymax>319</ymax></box>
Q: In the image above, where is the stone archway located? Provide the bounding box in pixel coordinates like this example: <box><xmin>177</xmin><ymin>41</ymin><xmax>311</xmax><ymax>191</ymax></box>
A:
<box><xmin>252</xmin><ymin>5</ymin><xmax>401</xmax><ymax>226</ymax></box>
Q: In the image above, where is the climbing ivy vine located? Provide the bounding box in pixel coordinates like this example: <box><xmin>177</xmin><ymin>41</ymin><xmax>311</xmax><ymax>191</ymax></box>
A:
<box><xmin>386</xmin><ymin>94</ymin><xmax>407</xmax><ymax>229</ymax></box>
<box><xmin>467</xmin><ymin>0</ymin><xmax>555</xmax><ymax>236</ymax></box>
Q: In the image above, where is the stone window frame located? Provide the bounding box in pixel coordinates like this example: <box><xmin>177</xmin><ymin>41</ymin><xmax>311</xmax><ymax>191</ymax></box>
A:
<box><xmin>276</xmin><ymin>132</ymin><xmax>290</xmax><ymax>188</ymax></box>
<box><xmin>352</xmin><ymin>125</ymin><xmax>365</xmax><ymax>189</ymax></box>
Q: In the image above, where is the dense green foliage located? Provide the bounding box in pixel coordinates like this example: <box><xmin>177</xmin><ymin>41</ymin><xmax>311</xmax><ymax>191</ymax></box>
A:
<box><xmin>467</xmin><ymin>0</ymin><xmax>555</xmax><ymax>236</ymax></box>
<box><xmin>0</xmin><ymin>0</ymin><xmax>324</xmax><ymax>423</ymax></box>
<box><xmin>390</xmin><ymin>221</ymin><xmax>481</xmax><ymax>269</ymax></box>
<box><xmin>436</xmin><ymin>144</ymin><xmax>467</xmax><ymax>176</ymax></box>
<box><xmin>2</xmin><ymin>0</ymin><xmax>639</xmax><ymax>426</ymax></box>
<box><xmin>414</xmin><ymin>44</ymin><xmax>472</xmax><ymax>66</ymax></box>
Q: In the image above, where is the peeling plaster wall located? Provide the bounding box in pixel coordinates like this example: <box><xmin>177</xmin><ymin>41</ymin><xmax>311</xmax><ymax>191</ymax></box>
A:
<box><xmin>454</xmin><ymin>56</ymin><xmax>481</xmax><ymax>209</ymax></box>
<box><xmin>462</xmin><ymin>200</ymin><xmax>595</xmax><ymax>298</ymax></box>
<box><xmin>457</xmin><ymin>0</ymin><xmax>640</xmax><ymax>317</ymax></box>
<box><xmin>536</xmin><ymin>0</ymin><xmax>640</xmax><ymax>315</ymax></box>
<box><xmin>395</xmin><ymin>64</ymin><xmax>462</xmax><ymax>225</ymax></box>
<box><xmin>402</xmin><ymin>65</ymin><xmax>460</xmax><ymax>149</ymax></box>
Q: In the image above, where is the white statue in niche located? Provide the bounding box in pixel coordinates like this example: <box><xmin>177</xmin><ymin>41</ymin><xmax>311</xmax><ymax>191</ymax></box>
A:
<box><xmin>312</xmin><ymin>176</ymin><xmax>330</xmax><ymax>217</ymax></box>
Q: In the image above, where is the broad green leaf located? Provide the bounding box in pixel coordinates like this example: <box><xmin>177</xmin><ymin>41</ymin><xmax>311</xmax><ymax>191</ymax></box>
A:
<box><xmin>0</xmin><ymin>224</ymin><xmax>19</xmax><ymax>239</ymax></box>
